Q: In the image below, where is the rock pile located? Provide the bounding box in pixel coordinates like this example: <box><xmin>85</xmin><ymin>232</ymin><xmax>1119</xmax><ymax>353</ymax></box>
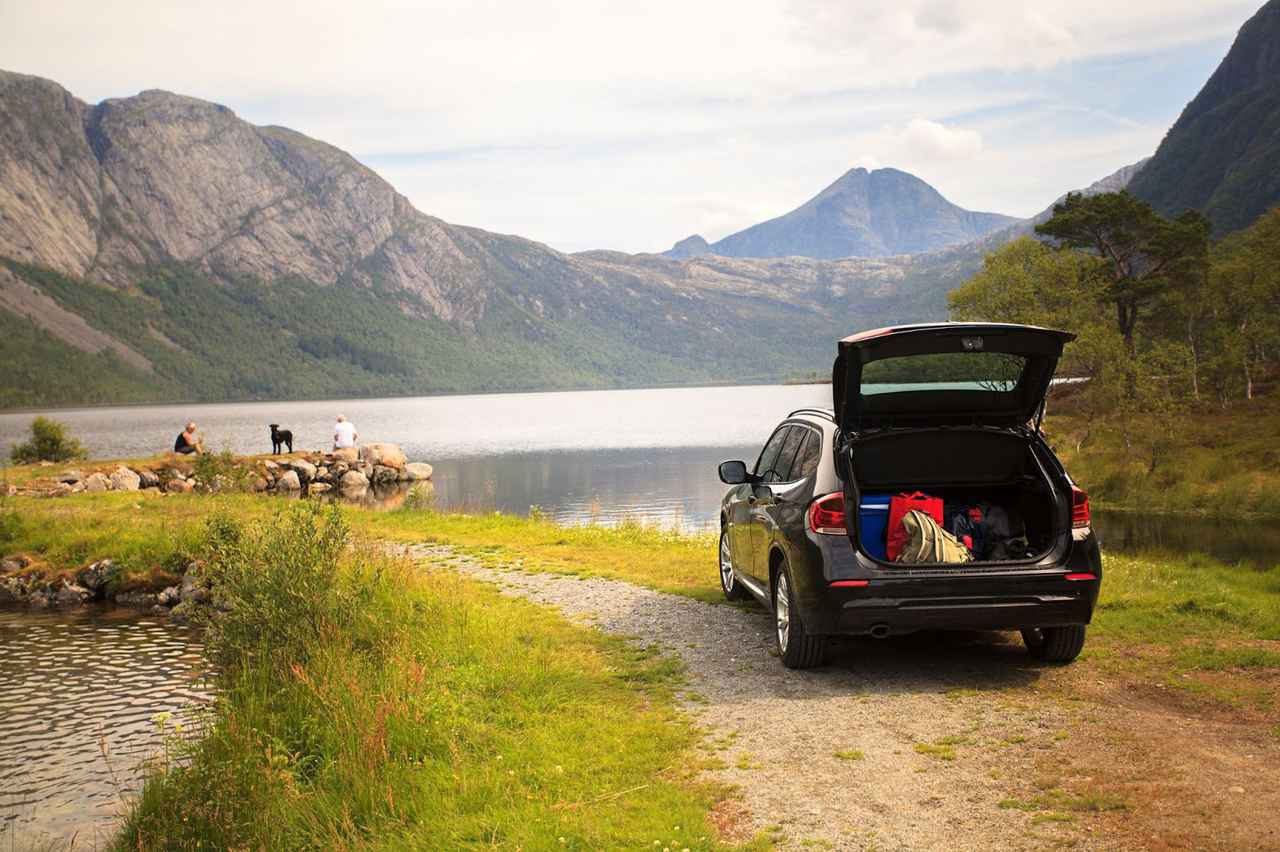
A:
<box><xmin>25</xmin><ymin>444</ymin><xmax>431</xmax><ymax>499</ymax></box>
<box><xmin>0</xmin><ymin>556</ymin><xmax>211</xmax><ymax>618</ymax></box>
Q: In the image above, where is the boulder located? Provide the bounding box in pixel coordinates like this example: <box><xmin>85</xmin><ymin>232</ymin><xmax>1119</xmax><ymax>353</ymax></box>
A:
<box><xmin>275</xmin><ymin>470</ymin><xmax>302</xmax><ymax>491</ymax></box>
<box><xmin>109</xmin><ymin>466</ymin><xmax>141</xmax><ymax>492</ymax></box>
<box><xmin>114</xmin><ymin>590</ymin><xmax>159</xmax><ymax>608</ymax></box>
<box><xmin>137</xmin><ymin>468</ymin><xmax>161</xmax><ymax>489</ymax></box>
<box><xmin>403</xmin><ymin>462</ymin><xmax>434</xmax><ymax>481</ymax></box>
<box><xmin>252</xmin><ymin>476</ymin><xmax>270</xmax><ymax>492</ymax></box>
<box><xmin>339</xmin><ymin>470</ymin><xmax>369</xmax><ymax>491</ymax></box>
<box><xmin>370</xmin><ymin>465</ymin><xmax>399</xmax><ymax>484</ymax></box>
<box><xmin>158</xmin><ymin>585</ymin><xmax>181</xmax><ymax>606</ymax></box>
<box><xmin>289</xmin><ymin>460</ymin><xmax>317</xmax><ymax>482</ymax></box>
<box><xmin>0</xmin><ymin>558</ymin><xmax>21</xmax><ymax>575</ymax></box>
<box><xmin>359</xmin><ymin>443</ymin><xmax>406</xmax><ymax>471</ymax></box>
<box><xmin>179</xmin><ymin>567</ymin><xmax>210</xmax><ymax>604</ymax></box>
<box><xmin>77</xmin><ymin>559</ymin><xmax>117</xmax><ymax>592</ymax></box>
<box><xmin>359</xmin><ymin>463</ymin><xmax>374</xmax><ymax>478</ymax></box>
<box><xmin>329</xmin><ymin>461</ymin><xmax>350</xmax><ymax>479</ymax></box>
<box><xmin>331</xmin><ymin>447</ymin><xmax>359</xmax><ymax>463</ymax></box>
<box><xmin>0</xmin><ymin>577</ymin><xmax>24</xmax><ymax>604</ymax></box>
<box><xmin>59</xmin><ymin>469</ymin><xmax>84</xmax><ymax>484</ymax></box>
<box><xmin>314</xmin><ymin>466</ymin><xmax>330</xmax><ymax>482</ymax></box>
<box><xmin>263</xmin><ymin>460</ymin><xmax>280</xmax><ymax>471</ymax></box>
<box><xmin>309</xmin><ymin>482</ymin><xmax>332</xmax><ymax>493</ymax></box>
<box><xmin>55</xmin><ymin>581</ymin><xmax>92</xmax><ymax>607</ymax></box>
<box><xmin>50</xmin><ymin>482</ymin><xmax>76</xmax><ymax>497</ymax></box>
<box><xmin>165</xmin><ymin>478</ymin><xmax>194</xmax><ymax>494</ymax></box>
<box><xmin>83</xmin><ymin>472</ymin><xmax>111</xmax><ymax>492</ymax></box>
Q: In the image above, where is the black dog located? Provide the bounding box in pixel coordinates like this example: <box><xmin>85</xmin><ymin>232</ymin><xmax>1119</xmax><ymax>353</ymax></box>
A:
<box><xmin>269</xmin><ymin>424</ymin><xmax>294</xmax><ymax>455</ymax></box>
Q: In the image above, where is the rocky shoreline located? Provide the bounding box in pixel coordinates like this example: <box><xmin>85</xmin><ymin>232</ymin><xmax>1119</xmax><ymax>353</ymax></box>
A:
<box><xmin>12</xmin><ymin>441</ymin><xmax>432</xmax><ymax>499</ymax></box>
<box><xmin>1</xmin><ymin>442</ymin><xmax>432</xmax><ymax>614</ymax></box>
<box><xmin>0</xmin><ymin>555</ymin><xmax>211</xmax><ymax>620</ymax></box>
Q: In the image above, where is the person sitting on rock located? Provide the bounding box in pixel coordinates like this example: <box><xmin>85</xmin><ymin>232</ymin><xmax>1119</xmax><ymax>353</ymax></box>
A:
<box><xmin>174</xmin><ymin>422</ymin><xmax>203</xmax><ymax>455</ymax></box>
<box><xmin>333</xmin><ymin>414</ymin><xmax>358</xmax><ymax>451</ymax></box>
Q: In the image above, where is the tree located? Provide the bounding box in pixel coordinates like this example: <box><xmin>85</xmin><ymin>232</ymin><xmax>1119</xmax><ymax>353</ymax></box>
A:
<box><xmin>9</xmin><ymin>417</ymin><xmax>87</xmax><ymax>464</ymax></box>
<box><xmin>948</xmin><ymin>238</ymin><xmax>1124</xmax><ymax>448</ymax></box>
<box><xmin>1035</xmin><ymin>192</ymin><xmax>1210</xmax><ymax>364</ymax></box>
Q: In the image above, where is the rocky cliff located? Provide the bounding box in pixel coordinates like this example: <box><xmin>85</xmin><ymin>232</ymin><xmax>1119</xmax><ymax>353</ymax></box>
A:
<box><xmin>2</xmin><ymin>70</ymin><xmax>971</xmax><ymax>407</ymax></box>
<box><xmin>1127</xmin><ymin>0</ymin><xmax>1280</xmax><ymax>234</ymax></box>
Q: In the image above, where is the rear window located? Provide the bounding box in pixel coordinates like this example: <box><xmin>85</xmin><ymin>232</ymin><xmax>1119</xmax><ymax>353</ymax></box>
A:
<box><xmin>861</xmin><ymin>352</ymin><xmax>1027</xmax><ymax>395</ymax></box>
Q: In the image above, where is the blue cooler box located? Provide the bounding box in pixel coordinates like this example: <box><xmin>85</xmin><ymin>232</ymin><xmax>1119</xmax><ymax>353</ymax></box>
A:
<box><xmin>858</xmin><ymin>494</ymin><xmax>892</xmax><ymax>560</ymax></box>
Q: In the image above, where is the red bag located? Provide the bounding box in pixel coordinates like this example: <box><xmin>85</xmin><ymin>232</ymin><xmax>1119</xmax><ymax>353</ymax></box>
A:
<box><xmin>886</xmin><ymin>491</ymin><xmax>944</xmax><ymax>561</ymax></box>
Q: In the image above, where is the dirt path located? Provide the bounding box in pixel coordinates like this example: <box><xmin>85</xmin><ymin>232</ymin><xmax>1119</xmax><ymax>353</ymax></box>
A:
<box><xmin>404</xmin><ymin>543</ymin><xmax>1119</xmax><ymax>851</ymax></box>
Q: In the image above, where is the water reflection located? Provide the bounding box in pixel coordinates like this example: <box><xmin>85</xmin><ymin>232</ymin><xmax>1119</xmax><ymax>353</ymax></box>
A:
<box><xmin>0</xmin><ymin>610</ymin><xmax>208</xmax><ymax>847</ymax></box>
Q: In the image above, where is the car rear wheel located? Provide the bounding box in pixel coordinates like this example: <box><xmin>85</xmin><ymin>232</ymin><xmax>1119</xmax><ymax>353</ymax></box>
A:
<box><xmin>774</xmin><ymin>564</ymin><xmax>825</xmax><ymax>669</ymax></box>
<box><xmin>719</xmin><ymin>529</ymin><xmax>750</xmax><ymax>601</ymax></box>
<box><xmin>1022</xmin><ymin>625</ymin><xmax>1086</xmax><ymax>663</ymax></box>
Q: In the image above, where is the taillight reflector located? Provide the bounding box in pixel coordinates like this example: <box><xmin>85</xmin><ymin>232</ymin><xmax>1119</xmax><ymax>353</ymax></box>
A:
<box><xmin>808</xmin><ymin>492</ymin><xmax>846</xmax><ymax>535</ymax></box>
<box><xmin>830</xmin><ymin>579</ymin><xmax>869</xmax><ymax>587</ymax></box>
<box><xmin>1065</xmin><ymin>573</ymin><xmax>1096</xmax><ymax>581</ymax></box>
<box><xmin>1071</xmin><ymin>486</ymin><xmax>1091</xmax><ymax>529</ymax></box>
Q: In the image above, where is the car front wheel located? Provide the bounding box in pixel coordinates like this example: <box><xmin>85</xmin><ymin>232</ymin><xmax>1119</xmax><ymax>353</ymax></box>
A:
<box><xmin>719</xmin><ymin>529</ymin><xmax>750</xmax><ymax>601</ymax></box>
<box><xmin>774</xmin><ymin>563</ymin><xmax>825</xmax><ymax>669</ymax></box>
<box><xmin>1022</xmin><ymin>625</ymin><xmax>1086</xmax><ymax>663</ymax></box>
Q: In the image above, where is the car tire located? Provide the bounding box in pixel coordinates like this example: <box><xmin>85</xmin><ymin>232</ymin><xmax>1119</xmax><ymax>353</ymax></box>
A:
<box><xmin>773</xmin><ymin>562</ymin><xmax>826</xmax><ymax>669</ymax></box>
<box><xmin>1022</xmin><ymin>625</ymin><xmax>1086</xmax><ymax>663</ymax></box>
<box><xmin>719</xmin><ymin>529</ymin><xmax>751</xmax><ymax>602</ymax></box>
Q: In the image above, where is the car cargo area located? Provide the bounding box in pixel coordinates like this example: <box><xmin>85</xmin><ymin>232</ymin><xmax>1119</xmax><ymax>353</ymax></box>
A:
<box><xmin>848</xmin><ymin>427</ymin><xmax>1066</xmax><ymax>565</ymax></box>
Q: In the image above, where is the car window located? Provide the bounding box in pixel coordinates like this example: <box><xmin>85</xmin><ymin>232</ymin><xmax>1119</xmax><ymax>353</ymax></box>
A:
<box><xmin>754</xmin><ymin>426</ymin><xmax>793</xmax><ymax>482</ymax></box>
<box><xmin>773</xmin><ymin>426</ymin><xmax>807</xmax><ymax>483</ymax></box>
<box><xmin>793</xmin><ymin>429</ymin><xmax>822</xmax><ymax>480</ymax></box>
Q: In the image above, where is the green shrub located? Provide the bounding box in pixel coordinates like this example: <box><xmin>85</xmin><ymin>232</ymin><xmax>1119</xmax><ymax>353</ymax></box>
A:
<box><xmin>192</xmin><ymin>447</ymin><xmax>251</xmax><ymax>492</ymax></box>
<box><xmin>9</xmin><ymin>416</ymin><xmax>87</xmax><ymax>464</ymax></box>
<box><xmin>199</xmin><ymin>502</ymin><xmax>379</xmax><ymax>673</ymax></box>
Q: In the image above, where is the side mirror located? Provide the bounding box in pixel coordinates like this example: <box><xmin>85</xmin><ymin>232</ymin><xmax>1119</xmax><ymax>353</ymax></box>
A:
<box><xmin>718</xmin><ymin>460</ymin><xmax>751</xmax><ymax>485</ymax></box>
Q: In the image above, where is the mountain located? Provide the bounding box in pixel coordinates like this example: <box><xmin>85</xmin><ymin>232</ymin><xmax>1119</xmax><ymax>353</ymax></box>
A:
<box><xmin>0</xmin><ymin>70</ymin><xmax>959</xmax><ymax>409</ymax></box>
<box><xmin>663</xmin><ymin>167</ymin><xmax>1019</xmax><ymax>260</ymax></box>
<box><xmin>1127</xmin><ymin>0</ymin><xmax>1280</xmax><ymax>234</ymax></box>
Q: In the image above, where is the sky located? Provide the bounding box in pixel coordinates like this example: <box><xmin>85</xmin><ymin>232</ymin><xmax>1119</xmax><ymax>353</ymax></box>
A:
<box><xmin>0</xmin><ymin>0</ymin><xmax>1261</xmax><ymax>253</ymax></box>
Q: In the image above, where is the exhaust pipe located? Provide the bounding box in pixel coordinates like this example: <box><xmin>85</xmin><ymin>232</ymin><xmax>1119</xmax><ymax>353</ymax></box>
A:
<box><xmin>869</xmin><ymin>623</ymin><xmax>891</xmax><ymax>639</ymax></box>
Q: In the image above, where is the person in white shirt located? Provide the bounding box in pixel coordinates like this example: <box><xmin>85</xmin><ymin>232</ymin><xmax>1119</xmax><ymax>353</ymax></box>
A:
<box><xmin>333</xmin><ymin>414</ymin><xmax>358</xmax><ymax>450</ymax></box>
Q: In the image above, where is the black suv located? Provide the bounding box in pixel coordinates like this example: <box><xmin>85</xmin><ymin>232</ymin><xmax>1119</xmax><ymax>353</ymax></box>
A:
<box><xmin>718</xmin><ymin>323</ymin><xmax>1101</xmax><ymax>669</ymax></box>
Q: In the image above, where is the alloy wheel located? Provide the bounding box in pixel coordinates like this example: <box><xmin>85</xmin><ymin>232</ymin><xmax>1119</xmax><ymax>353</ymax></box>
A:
<box><xmin>719</xmin><ymin>532</ymin><xmax>734</xmax><ymax>591</ymax></box>
<box><xmin>775</xmin><ymin>573</ymin><xmax>791</xmax><ymax>653</ymax></box>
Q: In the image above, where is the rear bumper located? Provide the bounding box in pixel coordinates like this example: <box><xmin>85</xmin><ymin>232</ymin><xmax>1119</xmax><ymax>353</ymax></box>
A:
<box><xmin>807</xmin><ymin>575</ymin><xmax>1098</xmax><ymax>636</ymax></box>
<box><xmin>802</xmin><ymin>531</ymin><xmax>1102</xmax><ymax>636</ymax></box>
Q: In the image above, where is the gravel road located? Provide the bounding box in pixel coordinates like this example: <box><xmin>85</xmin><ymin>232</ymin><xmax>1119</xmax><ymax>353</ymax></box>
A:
<box><xmin>405</xmin><ymin>543</ymin><xmax>1100</xmax><ymax>851</ymax></box>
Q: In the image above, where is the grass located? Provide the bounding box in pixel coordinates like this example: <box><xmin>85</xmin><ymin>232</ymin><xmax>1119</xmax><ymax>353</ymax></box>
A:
<box><xmin>1048</xmin><ymin>393</ymin><xmax>1280</xmax><ymax>518</ymax></box>
<box><xmin>832</xmin><ymin>749</ymin><xmax>865</xmax><ymax>761</ymax></box>
<box><xmin>112</xmin><ymin>502</ymin><xmax>746</xmax><ymax>850</ymax></box>
<box><xmin>912</xmin><ymin>736</ymin><xmax>967</xmax><ymax>761</ymax></box>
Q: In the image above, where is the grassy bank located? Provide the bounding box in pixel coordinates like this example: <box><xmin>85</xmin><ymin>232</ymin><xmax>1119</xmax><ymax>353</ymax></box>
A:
<box><xmin>1047</xmin><ymin>393</ymin><xmax>1280</xmax><ymax>517</ymax></box>
<box><xmin>99</xmin><ymin>501</ymin><xmax>741</xmax><ymax>850</ymax></box>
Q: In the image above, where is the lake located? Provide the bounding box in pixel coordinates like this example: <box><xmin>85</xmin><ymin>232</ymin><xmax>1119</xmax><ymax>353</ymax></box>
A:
<box><xmin>3</xmin><ymin>384</ymin><xmax>1279</xmax><ymax>563</ymax></box>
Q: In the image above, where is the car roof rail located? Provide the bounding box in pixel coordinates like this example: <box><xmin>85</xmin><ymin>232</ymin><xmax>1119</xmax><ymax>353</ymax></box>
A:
<box><xmin>787</xmin><ymin>407</ymin><xmax>835</xmax><ymax>422</ymax></box>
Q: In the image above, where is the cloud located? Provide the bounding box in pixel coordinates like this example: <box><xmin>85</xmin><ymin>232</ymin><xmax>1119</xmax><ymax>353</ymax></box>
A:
<box><xmin>0</xmin><ymin>0</ymin><xmax>1258</xmax><ymax>252</ymax></box>
<box><xmin>897</xmin><ymin>118</ymin><xmax>984</xmax><ymax>161</ymax></box>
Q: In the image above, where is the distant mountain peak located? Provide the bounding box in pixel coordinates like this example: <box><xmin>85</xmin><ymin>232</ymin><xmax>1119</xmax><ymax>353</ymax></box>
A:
<box><xmin>664</xmin><ymin>166</ymin><xmax>1017</xmax><ymax>260</ymax></box>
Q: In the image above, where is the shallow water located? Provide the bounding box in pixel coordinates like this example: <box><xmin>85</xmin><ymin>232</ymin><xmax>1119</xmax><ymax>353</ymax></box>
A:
<box><xmin>0</xmin><ymin>609</ymin><xmax>208</xmax><ymax>847</ymax></box>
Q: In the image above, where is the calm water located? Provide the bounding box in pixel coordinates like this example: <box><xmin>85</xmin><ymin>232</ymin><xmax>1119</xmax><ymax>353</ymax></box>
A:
<box><xmin>0</xmin><ymin>610</ymin><xmax>208</xmax><ymax>846</ymax></box>
<box><xmin>4</xmin><ymin>383</ymin><xmax>1279</xmax><ymax>561</ymax></box>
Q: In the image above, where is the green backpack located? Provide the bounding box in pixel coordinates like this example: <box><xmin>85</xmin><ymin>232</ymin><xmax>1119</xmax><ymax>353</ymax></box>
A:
<box><xmin>895</xmin><ymin>509</ymin><xmax>973</xmax><ymax>564</ymax></box>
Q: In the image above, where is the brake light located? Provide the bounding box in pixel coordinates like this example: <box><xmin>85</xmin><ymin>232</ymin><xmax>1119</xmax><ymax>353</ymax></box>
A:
<box><xmin>1065</xmin><ymin>573</ymin><xmax>1096</xmax><ymax>581</ymax></box>
<box><xmin>808</xmin><ymin>492</ymin><xmax>846</xmax><ymax>535</ymax></box>
<box><xmin>1071</xmin><ymin>486</ymin><xmax>1090</xmax><ymax>529</ymax></box>
<box><xmin>830</xmin><ymin>579</ymin><xmax>869</xmax><ymax>587</ymax></box>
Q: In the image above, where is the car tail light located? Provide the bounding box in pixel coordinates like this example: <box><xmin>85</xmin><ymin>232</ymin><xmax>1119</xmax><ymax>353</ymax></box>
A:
<box><xmin>808</xmin><ymin>492</ymin><xmax>846</xmax><ymax>535</ymax></box>
<box><xmin>1071</xmin><ymin>486</ymin><xmax>1091</xmax><ymax>529</ymax></box>
<box><xmin>1065</xmin><ymin>573</ymin><xmax>1096</xmax><ymax>581</ymax></box>
<box><xmin>830</xmin><ymin>579</ymin><xmax>869</xmax><ymax>587</ymax></box>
